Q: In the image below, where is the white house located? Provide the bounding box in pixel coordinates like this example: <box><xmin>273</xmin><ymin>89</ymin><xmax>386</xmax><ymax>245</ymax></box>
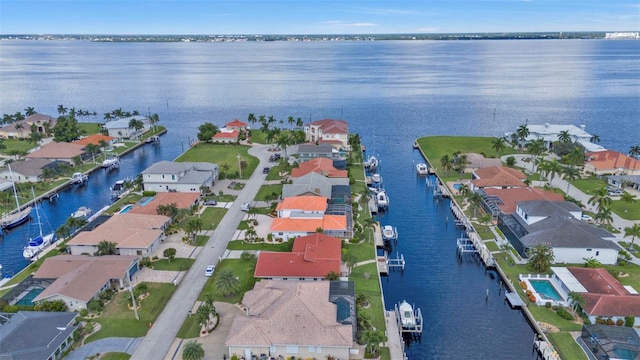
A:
<box><xmin>103</xmin><ymin>116</ymin><xmax>150</xmax><ymax>139</ymax></box>
<box><xmin>518</xmin><ymin>123</ymin><xmax>606</xmax><ymax>152</ymax></box>
<box><xmin>141</xmin><ymin>160</ymin><xmax>219</xmax><ymax>193</ymax></box>
<box><xmin>304</xmin><ymin>119</ymin><xmax>349</xmax><ymax>150</ymax></box>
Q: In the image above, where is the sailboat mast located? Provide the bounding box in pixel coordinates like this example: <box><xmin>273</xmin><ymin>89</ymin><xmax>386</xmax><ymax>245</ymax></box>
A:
<box><xmin>31</xmin><ymin>187</ymin><xmax>43</xmax><ymax>237</ymax></box>
<box><xmin>8</xmin><ymin>164</ymin><xmax>20</xmax><ymax>210</ymax></box>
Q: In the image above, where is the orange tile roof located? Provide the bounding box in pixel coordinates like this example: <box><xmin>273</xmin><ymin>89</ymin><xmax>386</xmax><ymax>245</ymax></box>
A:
<box><xmin>72</xmin><ymin>134</ymin><xmax>114</xmax><ymax>146</ymax></box>
<box><xmin>472</xmin><ymin>166</ymin><xmax>527</xmax><ymax>188</ymax></box>
<box><xmin>213</xmin><ymin>130</ymin><xmax>239</xmax><ymax>139</ymax></box>
<box><xmin>276</xmin><ymin>196</ymin><xmax>328</xmax><ymax>212</ymax></box>
<box><xmin>225</xmin><ymin>119</ymin><xmax>248</xmax><ymax>127</ymax></box>
<box><xmin>568</xmin><ymin>267</ymin><xmax>628</xmax><ymax>295</ymax></box>
<box><xmin>129</xmin><ymin>192</ymin><xmax>199</xmax><ymax>215</ymax></box>
<box><xmin>483</xmin><ymin>187</ymin><xmax>564</xmax><ymax>213</ymax></box>
<box><xmin>270</xmin><ymin>215</ymin><xmax>347</xmax><ymax>232</ymax></box>
<box><xmin>255</xmin><ymin>234</ymin><xmax>341</xmax><ymax>278</ymax></box>
<box><xmin>585</xmin><ymin>150</ymin><xmax>640</xmax><ymax>172</ymax></box>
<box><xmin>25</xmin><ymin>142</ymin><xmax>85</xmax><ymax>160</ymax></box>
<box><xmin>291</xmin><ymin>157</ymin><xmax>348</xmax><ymax>178</ymax></box>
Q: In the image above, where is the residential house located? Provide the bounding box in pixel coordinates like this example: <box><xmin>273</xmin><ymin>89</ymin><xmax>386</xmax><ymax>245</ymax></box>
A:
<box><xmin>0</xmin><ymin>113</ymin><xmax>56</xmax><ymax>139</ymax></box>
<box><xmin>0</xmin><ymin>158</ymin><xmax>60</xmax><ymax>183</ymax></box>
<box><xmin>25</xmin><ymin>142</ymin><xmax>87</xmax><ymax>164</ymax></box>
<box><xmin>276</xmin><ymin>196</ymin><xmax>328</xmax><ymax>218</ymax></box>
<box><xmin>291</xmin><ymin>157</ymin><xmax>348</xmax><ymax>182</ymax></box>
<box><xmin>128</xmin><ymin>192</ymin><xmax>200</xmax><ymax>215</ymax></box>
<box><xmin>470</xmin><ymin>166</ymin><xmax>527</xmax><ymax>191</ymax></box>
<box><xmin>480</xmin><ymin>187</ymin><xmax>565</xmax><ymax>219</ymax></box>
<box><xmin>225</xmin><ymin>119</ymin><xmax>249</xmax><ymax>131</ymax></box>
<box><xmin>212</xmin><ymin>130</ymin><xmax>239</xmax><ymax>144</ymax></box>
<box><xmin>31</xmin><ymin>255</ymin><xmax>139</xmax><ymax>311</ymax></box>
<box><xmin>498</xmin><ymin>200</ymin><xmax>620</xmax><ymax>264</ymax></box>
<box><xmin>580</xmin><ymin>324</ymin><xmax>640</xmax><ymax>360</ymax></box>
<box><xmin>103</xmin><ymin>116</ymin><xmax>150</xmax><ymax>139</ymax></box>
<box><xmin>296</xmin><ymin>144</ymin><xmax>346</xmax><ymax>169</ymax></box>
<box><xmin>72</xmin><ymin>134</ymin><xmax>114</xmax><ymax>147</ymax></box>
<box><xmin>0</xmin><ymin>311</ymin><xmax>78</xmax><ymax>360</ymax></box>
<box><xmin>283</xmin><ymin>172</ymin><xmax>333</xmax><ymax>198</ymax></box>
<box><xmin>225</xmin><ymin>281</ymin><xmax>354</xmax><ymax>360</ymax></box>
<box><xmin>463</xmin><ymin>153</ymin><xmax>503</xmax><ymax>172</ymax></box>
<box><xmin>254</xmin><ymin>233</ymin><xmax>342</xmax><ymax>280</ymax></box>
<box><xmin>141</xmin><ymin>160</ymin><xmax>218</xmax><ymax>193</ymax></box>
<box><xmin>270</xmin><ymin>214</ymin><xmax>348</xmax><ymax>240</ymax></box>
<box><xmin>607</xmin><ymin>175</ymin><xmax>640</xmax><ymax>191</ymax></box>
<box><xmin>67</xmin><ymin>213</ymin><xmax>170</xmax><ymax>257</ymax></box>
<box><xmin>519</xmin><ymin>123</ymin><xmax>605</xmax><ymax>152</ymax></box>
<box><xmin>304</xmin><ymin>119</ymin><xmax>349</xmax><ymax>150</ymax></box>
<box><xmin>584</xmin><ymin>150</ymin><xmax>640</xmax><ymax>176</ymax></box>
<box><xmin>551</xmin><ymin>267</ymin><xmax>640</xmax><ymax>325</ymax></box>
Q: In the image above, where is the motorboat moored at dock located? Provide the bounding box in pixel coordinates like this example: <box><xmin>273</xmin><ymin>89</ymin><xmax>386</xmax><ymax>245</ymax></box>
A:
<box><xmin>416</xmin><ymin>163</ymin><xmax>429</xmax><ymax>175</ymax></box>
<box><xmin>382</xmin><ymin>225</ymin><xmax>398</xmax><ymax>241</ymax></box>
<box><xmin>102</xmin><ymin>156</ymin><xmax>120</xmax><ymax>169</ymax></box>
<box><xmin>71</xmin><ymin>206</ymin><xmax>93</xmax><ymax>219</ymax></box>
<box><xmin>71</xmin><ymin>172</ymin><xmax>88</xmax><ymax>185</ymax></box>
<box><xmin>398</xmin><ymin>300</ymin><xmax>417</xmax><ymax>328</ymax></box>
<box><xmin>376</xmin><ymin>190</ymin><xmax>389</xmax><ymax>208</ymax></box>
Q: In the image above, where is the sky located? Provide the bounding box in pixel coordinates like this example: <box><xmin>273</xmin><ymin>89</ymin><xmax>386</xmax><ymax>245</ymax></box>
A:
<box><xmin>1</xmin><ymin>0</ymin><xmax>639</xmax><ymax>35</ymax></box>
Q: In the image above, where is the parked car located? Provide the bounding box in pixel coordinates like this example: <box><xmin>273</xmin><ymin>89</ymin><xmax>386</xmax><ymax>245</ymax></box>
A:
<box><xmin>241</xmin><ymin>202</ymin><xmax>251</xmax><ymax>211</ymax></box>
<box><xmin>263</xmin><ymin>167</ymin><xmax>270</xmax><ymax>174</ymax></box>
<box><xmin>205</xmin><ymin>265</ymin><xmax>215</xmax><ymax>277</ymax></box>
<box><xmin>608</xmin><ymin>190</ymin><xmax>624</xmax><ymax>196</ymax></box>
<box><xmin>203</xmin><ymin>199</ymin><xmax>217</xmax><ymax>206</ymax></box>
<box><xmin>269</xmin><ymin>153</ymin><xmax>281</xmax><ymax>161</ymax></box>
<box><xmin>581</xmin><ymin>214</ymin><xmax>593</xmax><ymax>222</ymax></box>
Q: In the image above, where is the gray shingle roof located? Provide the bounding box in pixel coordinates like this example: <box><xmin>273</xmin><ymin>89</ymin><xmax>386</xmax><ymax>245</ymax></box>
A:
<box><xmin>141</xmin><ymin>161</ymin><xmax>217</xmax><ymax>175</ymax></box>
<box><xmin>283</xmin><ymin>172</ymin><xmax>332</xmax><ymax>198</ymax></box>
<box><xmin>519</xmin><ymin>216</ymin><xmax>619</xmax><ymax>250</ymax></box>
<box><xmin>517</xmin><ymin>200</ymin><xmax>582</xmax><ymax>216</ymax></box>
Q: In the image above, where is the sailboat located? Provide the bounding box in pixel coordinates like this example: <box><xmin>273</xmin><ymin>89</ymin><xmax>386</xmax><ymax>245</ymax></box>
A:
<box><xmin>23</xmin><ymin>188</ymin><xmax>56</xmax><ymax>261</ymax></box>
<box><xmin>0</xmin><ymin>165</ymin><xmax>32</xmax><ymax>229</ymax></box>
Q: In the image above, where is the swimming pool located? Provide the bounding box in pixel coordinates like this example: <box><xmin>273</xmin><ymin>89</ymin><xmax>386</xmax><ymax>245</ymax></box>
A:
<box><xmin>530</xmin><ymin>280</ymin><xmax>563</xmax><ymax>301</ymax></box>
<box><xmin>16</xmin><ymin>287</ymin><xmax>44</xmax><ymax>306</ymax></box>
<box><xmin>140</xmin><ymin>196</ymin><xmax>155</xmax><ymax>206</ymax></box>
<box><xmin>119</xmin><ymin>204</ymin><xmax>134</xmax><ymax>214</ymax></box>
<box><xmin>613</xmin><ymin>347</ymin><xmax>637</xmax><ymax>360</ymax></box>
<box><xmin>453</xmin><ymin>183</ymin><xmax>463</xmax><ymax>190</ymax></box>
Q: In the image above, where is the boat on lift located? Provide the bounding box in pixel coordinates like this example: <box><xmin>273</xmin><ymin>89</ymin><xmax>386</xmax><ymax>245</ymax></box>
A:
<box><xmin>416</xmin><ymin>163</ymin><xmax>429</xmax><ymax>175</ymax></box>
<box><xmin>398</xmin><ymin>300</ymin><xmax>417</xmax><ymax>328</ymax></box>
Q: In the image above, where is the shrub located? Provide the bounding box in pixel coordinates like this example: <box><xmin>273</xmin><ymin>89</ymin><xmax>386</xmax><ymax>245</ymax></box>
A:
<box><xmin>142</xmin><ymin>191</ymin><xmax>157</xmax><ymax>197</ymax></box>
<box><xmin>555</xmin><ymin>307</ymin><xmax>573</xmax><ymax>320</ymax></box>
<box><xmin>616</xmin><ymin>319</ymin><xmax>624</xmax><ymax>326</ymax></box>
<box><xmin>596</xmin><ymin>317</ymin><xmax>605</xmax><ymax>324</ymax></box>
<box><xmin>525</xmin><ymin>290</ymin><xmax>532</xmax><ymax>296</ymax></box>
<box><xmin>545</xmin><ymin>302</ymin><xmax>552</xmax><ymax>309</ymax></box>
<box><xmin>528</xmin><ymin>294</ymin><xmax>536</xmax><ymax>302</ymax></box>
<box><xmin>520</xmin><ymin>281</ymin><xmax>527</xmax><ymax>290</ymax></box>
<box><xmin>79</xmin><ymin>309</ymin><xmax>88</xmax><ymax>317</ymax></box>
<box><xmin>625</xmin><ymin>316</ymin><xmax>635</xmax><ymax>327</ymax></box>
<box><xmin>583</xmin><ymin>318</ymin><xmax>591</xmax><ymax>325</ymax></box>
<box><xmin>606</xmin><ymin>318</ymin><xmax>615</xmax><ymax>326</ymax></box>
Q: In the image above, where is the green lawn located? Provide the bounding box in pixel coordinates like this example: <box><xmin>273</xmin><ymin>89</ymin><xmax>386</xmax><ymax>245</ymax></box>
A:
<box><xmin>194</xmin><ymin>235</ymin><xmax>210</xmax><ymax>246</ymax></box>
<box><xmin>151</xmin><ymin>258</ymin><xmax>194</xmax><ymax>271</ymax></box>
<box><xmin>198</xmin><ymin>258</ymin><xmax>257</xmax><ymax>304</ymax></box>
<box><xmin>105</xmin><ymin>194</ymin><xmax>143</xmax><ymax>215</ymax></box>
<box><xmin>350</xmin><ymin>262</ymin><xmax>385</xmax><ymax>331</ymax></box>
<box><xmin>571</xmin><ymin>178</ymin><xmax>609</xmax><ymax>196</ymax></box>
<box><xmin>247</xmin><ymin>129</ymin><xmax>267</xmax><ymax>144</ymax></box>
<box><xmin>610</xmin><ymin>198</ymin><xmax>640</xmax><ymax>220</ymax></box>
<box><xmin>226</xmin><ymin>240</ymin><xmax>293</xmax><ymax>252</ymax></box>
<box><xmin>100</xmin><ymin>353</ymin><xmax>131</xmax><ymax>360</ymax></box>
<box><xmin>198</xmin><ymin>207</ymin><xmax>228</xmax><ymax>230</ymax></box>
<box><xmin>418</xmin><ymin>136</ymin><xmax>516</xmax><ymax>165</ymax></box>
<box><xmin>343</xmin><ymin>240</ymin><xmax>376</xmax><ymax>263</ymax></box>
<box><xmin>85</xmin><ymin>282</ymin><xmax>176</xmax><ymax>343</ymax></box>
<box><xmin>176</xmin><ymin>312</ymin><xmax>201</xmax><ymax>339</ymax></box>
<box><xmin>207</xmin><ymin>193</ymin><xmax>236</xmax><ymax>202</ymax></box>
<box><xmin>484</xmin><ymin>240</ymin><xmax>500</xmax><ymax>252</ymax></box>
<box><xmin>254</xmin><ymin>184</ymin><xmax>282</xmax><ymax>201</ymax></box>
<box><xmin>176</xmin><ymin>142</ymin><xmax>258</xmax><ymax>180</ymax></box>
<box><xmin>1</xmin><ymin>138</ymin><xmax>37</xmax><ymax>155</ymax></box>
<box><xmin>78</xmin><ymin>122</ymin><xmax>103</xmax><ymax>135</ymax></box>
<box><xmin>548</xmin><ymin>332</ymin><xmax>586</xmax><ymax>360</ymax></box>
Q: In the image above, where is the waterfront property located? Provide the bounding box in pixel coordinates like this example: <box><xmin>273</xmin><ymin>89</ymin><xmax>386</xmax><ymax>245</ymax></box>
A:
<box><xmin>103</xmin><ymin>115</ymin><xmax>150</xmax><ymax>139</ymax></box>
<box><xmin>25</xmin><ymin>142</ymin><xmax>87</xmax><ymax>164</ymax></box>
<box><xmin>141</xmin><ymin>160</ymin><xmax>219</xmax><ymax>193</ymax></box>
<box><xmin>72</xmin><ymin>133</ymin><xmax>115</xmax><ymax>147</ymax></box>
<box><xmin>0</xmin><ymin>158</ymin><xmax>62</xmax><ymax>183</ymax></box>
<box><xmin>291</xmin><ymin>157</ymin><xmax>349</xmax><ymax>180</ymax></box>
<box><xmin>470</xmin><ymin>166</ymin><xmax>528</xmax><ymax>191</ymax></box>
<box><xmin>276</xmin><ymin>195</ymin><xmax>328</xmax><ymax>218</ymax></box>
<box><xmin>0</xmin><ymin>311</ymin><xmax>78</xmax><ymax>360</ymax></box>
<box><xmin>270</xmin><ymin>214</ymin><xmax>349</xmax><ymax>240</ymax></box>
<box><xmin>282</xmin><ymin>172</ymin><xmax>333</xmax><ymax>198</ymax></box>
<box><xmin>516</xmin><ymin>123</ymin><xmax>605</xmax><ymax>152</ymax></box>
<box><xmin>580</xmin><ymin>324</ymin><xmax>640</xmax><ymax>360</ymax></box>
<box><xmin>499</xmin><ymin>200</ymin><xmax>620</xmax><ymax>264</ymax></box>
<box><xmin>31</xmin><ymin>255</ymin><xmax>139</xmax><ymax>311</ymax></box>
<box><xmin>519</xmin><ymin>273</ymin><xmax>570</xmax><ymax>307</ymax></box>
<box><xmin>212</xmin><ymin>130</ymin><xmax>240</xmax><ymax>143</ymax></box>
<box><xmin>0</xmin><ymin>113</ymin><xmax>56</xmax><ymax>139</ymax></box>
<box><xmin>128</xmin><ymin>191</ymin><xmax>200</xmax><ymax>215</ymax></box>
<box><xmin>479</xmin><ymin>186</ymin><xmax>564</xmax><ymax>220</ymax></box>
<box><xmin>67</xmin><ymin>213</ymin><xmax>170</xmax><ymax>257</ymax></box>
<box><xmin>297</xmin><ymin>144</ymin><xmax>346</xmax><ymax>169</ymax></box>
<box><xmin>225</xmin><ymin>280</ymin><xmax>355</xmax><ymax>360</ymax></box>
<box><xmin>304</xmin><ymin>118</ymin><xmax>349</xmax><ymax>150</ymax></box>
<box><xmin>224</xmin><ymin>118</ymin><xmax>249</xmax><ymax>132</ymax></box>
<box><xmin>584</xmin><ymin>150</ymin><xmax>640</xmax><ymax>176</ymax></box>
<box><xmin>254</xmin><ymin>233</ymin><xmax>342</xmax><ymax>280</ymax></box>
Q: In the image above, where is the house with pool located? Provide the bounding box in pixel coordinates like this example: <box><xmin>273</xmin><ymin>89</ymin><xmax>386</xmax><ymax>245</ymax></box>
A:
<box><xmin>499</xmin><ymin>200</ymin><xmax>620</xmax><ymax>264</ymax></box>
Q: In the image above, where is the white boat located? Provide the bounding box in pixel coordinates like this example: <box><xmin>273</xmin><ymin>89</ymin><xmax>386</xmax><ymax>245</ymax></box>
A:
<box><xmin>416</xmin><ymin>163</ymin><xmax>429</xmax><ymax>175</ymax></box>
<box><xmin>376</xmin><ymin>190</ymin><xmax>389</xmax><ymax>208</ymax></box>
<box><xmin>372</xmin><ymin>173</ymin><xmax>382</xmax><ymax>184</ymax></box>
<box><xmin>382</xmin><ymin>225</ymin><xmax>398</xmax><ymax>240</ymax></box>
<box><xmin>23</xmin><ymin>189</ymin><xmax>56</xmax><ymax>261</ymax></box>
<box><xmin>399</xmin><ymin>300</ymin><xmax>416</xmax><ymax>328</ymax></box>
<box><xmin>102</xmin><ymin>156</ymin><xmax>120</xmax><ymax>168</ymax></box>
<box><xmin>72</xmin><ymin>206</ymin><xmax>93</xmax><ymax>219</ymax></box>
<box><xmin>71</xmin><ymin>172</ymin><xmax>88</xmax><ymax>184</ymax></box>
<box><xmin>110</xmin><ymin>180</ymin><xmax>126</xmax><ymax>199</ymax></box>
<box><xmin>364</xmin><ymin>156</ymin><xmax>379</xmax><ymax>171</ymax></box>
<box><xmin>0</xmin><ymin>165</ymin><xmax>32</xmax><ymax>229</ymax></box>
<box><xmin>145</xmin><ymin>135</ymin><xmax>160</xmax><ymax>144</ymax></box>
<box><xmin>413</xmin><ymin>140</ymin><xmax>419</xmax><ymax>149</ymax></box>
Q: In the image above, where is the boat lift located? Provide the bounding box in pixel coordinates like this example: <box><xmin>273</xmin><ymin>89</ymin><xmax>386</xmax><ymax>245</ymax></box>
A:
<box><xmin>394</xmin><ymin>302</ymin><xmax>423</xmax><ymax>339</ymax></box>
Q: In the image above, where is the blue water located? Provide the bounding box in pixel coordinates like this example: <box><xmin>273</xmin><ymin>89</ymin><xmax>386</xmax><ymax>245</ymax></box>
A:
<box><xmin>118</xmin><ymin>204</ymin><xmax>134</xmax><ymax>214</ymax></box>
<box><xmin>613</xmin><ymin>347</ymin><xmax>637</xmax><ymax>360</ymax></box>
<box><xmin>140</xmin><ymin>196</ymin><xmax>155</xmax><ymax>206</ymax></box>
<box><xmin>0</xmin><ymin>39</ymin><xmax>638</xmax><ymax>359</ymax></box>
<box><xmin>529</xmin><ymin>279</ymin><xmax>564</xmax><ymax>301</ymax></box>
<box><xmin>452</xmin><ymin>183</ymin><xmax>462</xmax><ymax>190</ymax></box>
<box><xmin>15</xmin><ymin>286</ymin><xmax>44</xmax><ymax>306</ymax></box>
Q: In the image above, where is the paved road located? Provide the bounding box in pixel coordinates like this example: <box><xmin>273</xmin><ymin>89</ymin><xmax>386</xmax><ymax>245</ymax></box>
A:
<box><xmin>131</xmin><ymin>143</ymin><xmax>273</xmax><ymax>360</ymax></box>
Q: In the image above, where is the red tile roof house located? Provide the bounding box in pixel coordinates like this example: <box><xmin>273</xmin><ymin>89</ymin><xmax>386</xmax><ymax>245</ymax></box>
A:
<box><xmin>304</xmin><ymin>119</ymin><xmax>349</xmax><ymax>150</ymax></box>
<box><xmin>481</xmin><ymin>187</ymin><xmax>564</xmax><ymax>216</ymax></box>
<box><xmin>31</xmin><ymin>255</ymin><xmax>139</xmax><ymax>311</ymax></box>
<box><xmin>584</xmin><ymin>150</ymin><xmax>640</xmax><ymax>176</ymax></box>
<box><xmin>225</xmin><ymin>280</ymin><xmax>354</xmax><ymax>360</ymax></box>
<box><xmin>25</xmin><ymin>142</ymin><xmax>87</xmax><ymax>165</ymax></box>
<box><xmin>224</xmin><ymin>118</ymin><xmax>249</xmax><ymax>131</ymax></box>
<box><xmin>254</xmin><ymin>233</ymin><xmax>342</xmax><ymax>280</ymax></box>
<box><xmin>270</xmin><ymin>214</ymin><xmax>349</xmax><ymax>241</ymax></box>
<box><xmin>72</xmin><ymin>134</ymin><xmax>115</xmax><ymax>147</ymax></box>
<box><xmin>291</xmin><ymin>157</ymin><xmax>349</xmax><ymax>180</ymax></box>
<box><xmin>67</xmin><ymin>213</ymin><xmax>170</xmax><ymax>257</ymax></box>
<box><xmin>552</xmin><ymin>267</ymin><xmax>640</xmax><ymax>325</ymax></box>
<box><xmin>275</xmin><ymin>195</ymin><xmax>328</xmax><ymax>218</ymax></box>
<box><xmin>0</xmin><ymin>113</ymin><xmax>57</xmax><ymax>139</ymax></box>
<box><xmin>470</xmin><ymin>166</ymin><xmax>527</xmax><ymax>191</ymax></box>
<box><xmin>128</xmin><ymin>192</ymin><xmax>200</xmax><ymax>215</ymax></box>
<box><xmin>212</xmin><ymin>130</ymin><xmax>239</xmax><ymax>144</ymax></box>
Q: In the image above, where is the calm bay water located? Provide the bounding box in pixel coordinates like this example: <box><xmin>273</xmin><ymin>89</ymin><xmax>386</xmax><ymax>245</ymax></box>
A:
<box><xmin>0</xmin><ymin>39</ymin><xmax>638</xmax><ymax>359</ymax></box>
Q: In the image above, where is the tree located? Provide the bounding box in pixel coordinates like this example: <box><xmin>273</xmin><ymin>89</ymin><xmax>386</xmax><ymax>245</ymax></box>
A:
<box><xmin>185</xmin><ymin>217</ymin><xmax>203</xmax><ymax>244</ymax></box>
<box><xmin>342</xmin><ymin>250</ymin><xmax>357</xmax><ymax>274</ymax></box>
<box><xmin>361</xmin><ymin>329</ymin><xmax>386</xmax><ymax>357</ymax></box>
<box><xmin>163</xmin><ymin>248</ymin><xmax>177</xmax><ymax>262</ymax></box>
<box><xmin>27</xmin><ymin>130</ymin><xmax>43</xmax><ymax>145</ymax></box>
<box><xmin>14</xmin><ymin>123</ymin><xmax>24</xmax><ymax>138</ymax></box>
<box><xmin>156</xmin><ymin>203</ymin><xmax>179</xmax><ymax>220</ymax></box>
<box><xmin>590</xmin><ymin>134</ymin><xmax>600</xmax><ymax>143</ymax></box>
<box><xmin>84</xmin><ymin>143</ymin><xmax>100</xmax><ymax>163</ymax></box>
<box><xmin>215</xmin><ymin>269</ymin><xmax>240</xmax><ymax>297</ymax></box>
<box><xmin>196</xmin><ymin>303</ymin><xmax>212</xmax><ymax>332</ymax></box>
<box><xmin>440</xmin><ymin>155</ymin><xmax>451</xmax><ymax>176</ymax></box>
<box><xmin>467</xmin><ymin>191</ymin><xmax>483</xmax><ymax>218</ymax></box>
<box><xmin>182</xmin><ymin>340</ymin><xmax>205</xmax><ymax>360</ymax></box>
<box><xmin>594</xmin><ymin>207</ymin><xmax>613</xmax><ymax>227</ymax></box>
<box><xmin>57</xmin><ymin>104</ymin><xmax>68</xmax><ymax>115</ymax></box>
<box><xmin>516</xmin><ymin>123</ymin><xmax>529</xmax><ymax>149</ymax></box>
<box><xmin>53</xmin><ymin>115</ymin><xmax>81</xmax><ymax>142</ymax></box>
<box><xmin>546</xmin><ymin>159</ymin><xmax>563</xmax><ymax>184</ymax></box>
<box><xmin>557</xmin><ymin>130</ymin><xmax>572</xmax><ymax>143</ymax></box>
<box><xmin>128</xmin><ymin>118</ymin><xmax>145</xmax><ymax>139</ymax></box>
<box><xmin>583</xmin><ymin>256</ymin><xmax>602</xmax><ymax>268</ymax></box>
<box><xmin>629</xmin><ymin>145</ymin><xmax>640</xmax><ymax>159</ymax></box>
<box><xmin>561</xmin><ymin>166</ymin><xmax>581</xmax><ymax>195</ymax></box>
<box><xmin>588</xmin><ymin>188</ymin><xmax>612</xmax><ymax>213</ymax></box>
<box><xmin>149</xmin><ymin>113</ymin><xmax>160</xmax><ymax>131</ymax></box>
<box><xmin>276</xmin><ymin>133</ymin><xmax>292</xmax><ymax>158</ymax></box>
<box><xmin>97</xmin><ymin>240</ymin><xmax>117</xmax><ymax>256</ymax></box>
<box><xmin>623</xmin><ymin>223</ymin><xmax>640</xmax><ymax>250</ymax></box>
<box><xmin>197</xmin><ymin>122</ymin><xmax>218</xmax><ymax>142</ymax></box>
<box><xmin>527</xmin><ymin>245</ymin><xmax>554</xmax><ymax>273</ymax></box>
<box><xmin>247</xmin><ymin>113</ymin><xmax>257</xmax><ymax>126</ymax></box>
<box><xmin>324</xmin><ymin>271</ymin><xmax>339</xmax><ymax>280</ymax></box>
<box><xmin>24</xmin><ymin>106</ymin><xmax>36</xmax><ymax>116</ymax></box>
<box><xmin>568</xmin><ymin>291</ymin><xmax>585</xmax><ymax>316</ymax></box>
<box><xmin>491</xmin><ymin>137</ymin><xmax>506</xmax><ymax>157</ymax></box>
<box><xmin>620</xmin><ymin>192</ymin><xmax>637</xmax><ymax>213</ymax></box>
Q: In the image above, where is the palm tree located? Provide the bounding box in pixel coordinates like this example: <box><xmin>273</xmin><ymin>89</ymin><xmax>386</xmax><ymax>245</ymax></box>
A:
<box><xmin>623</xmin><ymin>223</ymin><xmax>640</xmax><ymax>250</ymax></box>
<box><xmin>287</xmin><ymin>115</ymin><xmax>295</xmax><ymax>128</ymax></box>
<box><xmin>361</xmin><ymin>329</ymin><xmax>387</xmax><ymax>357</ymax></box>
<box><xmin>527</xmin><ymin>245</ymin><xmax>555</xmax><ymax>272</ymax></box>
<box><xmin>590</xmin><ymin>134</ymin><xmax>600</xmax><ymax>143</ymax></box>
<box><xmin>14</xmin><ymin>123</ymin><xmax>24</xmax><ymax>138</ymax></box>
<box><xmin>276</xmin><ymin>133</ymin><xmax>291</xmax><ymax>158</ymax></box>
<box><xmin>491</xmin><ymin>137</ymin><xmax>506</xmax><ymax>157</ymax></box>
<box><xmin>561</xmin><ymin>166</ymin><xmax>581</xmax><ymax>195</ymax></box>
<box><xmin>468</xmin><ymin>192</ymin><xmax>483</xmax><ymax>218</ymax></box>
<box><xmin>568</xmin><ymin>291</ymin><xmax>585</xmax><ymax>316</ymax></box>
<box><xmin>546</xmin><ymin>159</ymin><xmax>563</xmax><ymax>184</ymax></box>
<box><xmin>215</xmin><ymin>269</ymin><xmax>240</xmax><ymax>297</ymax></box>
<box><xmin>182</xmin><ymin>340</ymin><xmax>205</xmax><ymax>360</ymax></box>
<box><xmin>97</xmin><ymin>240</ymin><xmax>117</xmax><ymax>256</ymax></box>
<box><xmin>295</xmin><ymin>117</ymin><xmax>304</xmax><ymax>128</ymax></box>
<box><xmin>557</xmin><ymin>130</ymin><xmax>572</xmax><ymax>143</ymax></box>
<box><xmin>342</xmin><ymin>251</ymin><xmax>358</xmax><ymax>274</ymax></box>
<box><xmin>535</xmin><ymin>158</ymin><xmax>550</xmax><ymax>180</ymax></box>
<box><xmin>629</xmin><ymin>145</ymin><xmax>640</xmax><ymax>159</ymax></box>
<box><xmin>103</xmin><ymin>112</ymin><xmax>113</xmax><ymax>122</ymax></box>
<box><xmin>24</xmin><ymin>107</ymin><xmax>36</xmax><ymax>116</ymax></box>
<box><xmin>620</xmin><ymin>192</ymin><xmax>637</xmax><ymax>213</ymax></box>
<box><xmin>57</xmin><ymin>104</ymin><xmax>68</xmax><ymax>115</ymax></box>
<box><xmin>440</xmin><ymin>155</ymin><xmax>451</xmax><ymax>175</ymax></box>
<box><xmin>156</xmin><ymin>203</ymin><xmax>179</xmax><ymax>220</ymax></box>
<box><xmin>588</xmin><ymin>188</ymin><xmax>612</xmax><ymax>212</ymax></box>
<box><xmin>149</xmin><ymin>113</ymin><xmax>160</xmax><ymax>132</ymax></box>
<box><xmin>185</xmin><ymin>217</ymin><xmax>203</xmax><ymax>244</ymax></box>
<box><xmin>594</xmin><ymin>207</ymin><xmax>613</xmax><ymax>227</ymax></box>
<box><xmin>247</xmin><ymin>113</ymin><xmax>257</xmax><ymax>126</ymax></box>
<box><xmin>516</xmin><ymin>123</ymin><xmax>529</xmax><ymax>149</ymax></box>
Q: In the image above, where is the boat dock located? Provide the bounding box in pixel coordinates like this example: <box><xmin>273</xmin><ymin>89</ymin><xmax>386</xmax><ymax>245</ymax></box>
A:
<box><xmin>505</xmin><ymin>292</ymin><xmax>524</xmax><ymax>308</ymax></box>
<box><xmin>394</xmin><ymin>301</ymin><xmax>423</xmax><ymax>339</ymax></box>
